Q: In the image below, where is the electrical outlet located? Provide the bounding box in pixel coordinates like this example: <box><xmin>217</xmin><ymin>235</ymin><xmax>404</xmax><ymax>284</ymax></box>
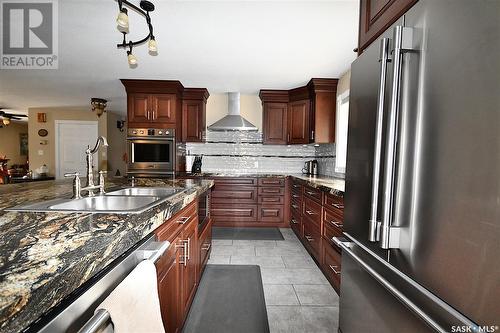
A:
<box><xmin>38</xmin><ymin>150</ymin><xmax>44</xmax><ymax>156</ymax></box>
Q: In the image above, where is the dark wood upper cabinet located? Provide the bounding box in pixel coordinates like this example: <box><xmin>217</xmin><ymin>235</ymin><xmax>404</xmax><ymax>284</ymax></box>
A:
<box><xmin>260</xmin><ymin>78</ymin><xmax>337</xmax><ymax>145</ymax></box>
<box><xmin>182</xmin><ymin>88</ymin><xmax>209</xmax><ymax>143</ymax></box>
<box><xmin>128</xmin><ymin>93</ymin><xmax>151</xmax><ymax>126</ymax></box>
<box><xmin>151</xmin><ymin>93</ymin><xmax>176</xmax><ymax>124</ymax></box>
<box><xmin>263</xmin><ymin>102</ymin><xmax>288</xmax><ymax>145</ymax></box>
<box><xmin>288</xmin><ymin>100</ymin><xmax>310</xmax><ymax>144</ymax></box>
<box><xmin>121</xmin><ymin>80</ymin><xmax>209</xmax><ymax>144</ymax></box>
<box><xmin>358</xmin><ymin>0</ymin><xmax>418</xmax><ymax>54</ymax></box>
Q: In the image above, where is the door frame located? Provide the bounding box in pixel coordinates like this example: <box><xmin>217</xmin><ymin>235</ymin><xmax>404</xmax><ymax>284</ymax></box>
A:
<box><xmin>55</xmin><ymin>120</ymin><xmax>99</xmax><ymax>179</ymax></box>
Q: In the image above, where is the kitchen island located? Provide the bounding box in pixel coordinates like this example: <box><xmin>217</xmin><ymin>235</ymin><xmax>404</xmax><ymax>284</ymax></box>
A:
<box><xmin>0</xmin><ymin>178</ymin><xmax>213</xmax><ymax>333</ymax></box>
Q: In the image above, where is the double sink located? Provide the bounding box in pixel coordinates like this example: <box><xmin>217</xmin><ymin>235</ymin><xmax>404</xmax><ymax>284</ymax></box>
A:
<box><xmin>7</xmin><ymin>187</ymin><xmax>183</xmax><ymax>214</ymax></box>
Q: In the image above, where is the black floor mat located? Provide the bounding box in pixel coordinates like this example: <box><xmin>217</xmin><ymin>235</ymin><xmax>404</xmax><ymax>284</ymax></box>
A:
<box><xmin>212</xmin><ymin>227</ymin><xmax>284</xmax><ymax>240</ymax></box>
<box><xmin>182</xmin><ymin>265</ymin><xmax>270</xmax><ymax>333</ymax></box>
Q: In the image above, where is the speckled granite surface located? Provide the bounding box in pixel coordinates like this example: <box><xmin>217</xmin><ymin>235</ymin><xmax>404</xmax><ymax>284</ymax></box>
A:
<box><xmin>177</xmin><ymin>172</ymin><xmax>345</xmax><ymax>195</ymax></box>
<box><xmin>0</xmin><ymin>178</ymin><xmax>213</xmax><ymax>333</ymax></box>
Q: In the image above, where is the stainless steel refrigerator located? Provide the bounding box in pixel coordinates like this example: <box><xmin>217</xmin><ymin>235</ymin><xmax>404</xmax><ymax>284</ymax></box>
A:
<box><xmin>335</xmin><ymin>0</ymin><xmax>500</xmax><ymax>332</ymax></box>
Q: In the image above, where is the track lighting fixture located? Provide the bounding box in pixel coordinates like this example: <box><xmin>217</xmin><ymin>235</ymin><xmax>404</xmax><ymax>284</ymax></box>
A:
<box><xmin>116</xmin><ymin>0</ymin><xmax>157</xmax><ymax>66</ymax></box>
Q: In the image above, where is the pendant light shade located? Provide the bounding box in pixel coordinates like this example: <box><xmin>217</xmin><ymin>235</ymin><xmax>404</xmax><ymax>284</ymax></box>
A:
<box><xmin>127</xmin><ymin>53</ymin><xmax>138</xmax><ymax>65</ymax></box>
<box><xmin>148</xmin><ymin>38</ymin><xmax>157</xmax><ymax>52</ymax></box>
<box><xmin>116</xmin><ymin>8</ymin><xmax>129</xmax><ymax>30</ymax></box>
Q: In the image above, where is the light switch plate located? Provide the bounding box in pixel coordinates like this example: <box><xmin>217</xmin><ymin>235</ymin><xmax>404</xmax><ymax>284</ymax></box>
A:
<box><xmin>38</xmin><ymin>150</ymin><xmax>44</xmax><ymax>156</ymax></box>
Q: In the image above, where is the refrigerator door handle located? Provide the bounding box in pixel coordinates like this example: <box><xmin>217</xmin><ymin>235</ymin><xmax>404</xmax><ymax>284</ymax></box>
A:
<box><xmin>334</xmin><ymin>237</ymin><xmax>447</xmax><ymax>333</ymax></box>
<box><xmin>380</xmin><ymin>26</ymin><xmax>414</xmax><ymax>249</ymax></box>
<box><xmin>368</xmin><ymin>37</ymin><xmax>391</xmax><ymax>242</ymax></box>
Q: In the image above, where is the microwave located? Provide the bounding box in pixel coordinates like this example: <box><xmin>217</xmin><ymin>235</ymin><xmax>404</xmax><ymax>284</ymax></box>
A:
<box><xmin>127</xmin><ymin>128</ymin><xmax>175</xmax><ymax>177</ymax></box>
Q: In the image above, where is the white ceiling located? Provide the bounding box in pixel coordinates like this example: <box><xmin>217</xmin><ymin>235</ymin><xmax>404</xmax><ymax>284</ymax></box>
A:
<box><xmin>0</xmin><ymin>0</ymin><xmax>359</xmax><ymax>116</ymax></box>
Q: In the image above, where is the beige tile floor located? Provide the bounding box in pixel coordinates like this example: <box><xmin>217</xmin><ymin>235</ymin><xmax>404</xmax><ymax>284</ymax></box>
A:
<box><xmin>208</xmin><ymin>228</ymin><xmax>340</xmax><ymax>333</ymax></box>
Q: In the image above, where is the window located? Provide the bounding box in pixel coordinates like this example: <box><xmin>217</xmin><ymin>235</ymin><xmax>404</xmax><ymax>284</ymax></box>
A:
<box><xmin>335</xmin><ymin>90</ymin><xmax>349</xmax><ymax>173</ymax></box>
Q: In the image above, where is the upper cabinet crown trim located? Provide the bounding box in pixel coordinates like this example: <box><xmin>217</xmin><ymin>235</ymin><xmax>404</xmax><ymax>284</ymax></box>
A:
<box><xmin>259</xmin><ymin>90</ymin><xmax>289</xmax><ymax>103</ymax></box>
<box><xmin>121</xmin><ymin>79</ymin><xmax>185</xmax><ymax>95</ymax></box>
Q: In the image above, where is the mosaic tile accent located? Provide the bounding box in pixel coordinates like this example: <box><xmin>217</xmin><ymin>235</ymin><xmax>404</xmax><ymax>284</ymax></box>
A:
<box><xmin>185</xmin><ymin>131</ymin><xmax>341</xmax><ymax>176</ymax></box>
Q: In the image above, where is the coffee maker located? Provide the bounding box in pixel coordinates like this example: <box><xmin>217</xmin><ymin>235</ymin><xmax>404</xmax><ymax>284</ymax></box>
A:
<box><xmin>302</xmin><ymin>160</ymin><xmax>319</xmax><ymax>176</ymax></box>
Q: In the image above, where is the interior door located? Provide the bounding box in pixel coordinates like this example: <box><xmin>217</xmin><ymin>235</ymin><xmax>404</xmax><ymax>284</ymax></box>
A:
<box><xmin>55</xmin><ymin>121</ymin><xmax>98</xmax><ymax>179</ymax></box>
<box><xmin>386</xmin><ymin>0</ymin><xmax>500</xmax><ymax>325</ymax></box>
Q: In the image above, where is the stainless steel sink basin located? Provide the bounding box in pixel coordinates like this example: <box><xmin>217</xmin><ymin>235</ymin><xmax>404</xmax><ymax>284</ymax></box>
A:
<box><xmin>106</xmin><ymin>187</ymin><xmax>183</xmax><ymax>197</ymax></box>
<box><xmin>7</xmin><ymin>195</ymin><xmax>167</xmax><ymax>214</ymax></box>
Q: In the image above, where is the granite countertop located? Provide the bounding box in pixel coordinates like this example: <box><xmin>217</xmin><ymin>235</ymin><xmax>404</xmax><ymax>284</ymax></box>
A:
<box><xmin>0</xmin><ymin>178</ymin><xmax>214</xmax><ymax>333</ymax></box>
<box><xmin>177</xmin><ymin>172</ymin><xmax>345</xmax><ymax>195</ymax></box>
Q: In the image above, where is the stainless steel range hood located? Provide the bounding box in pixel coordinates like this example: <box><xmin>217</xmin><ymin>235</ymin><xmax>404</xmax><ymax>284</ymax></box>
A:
<box><xmin>207</xmin><ymin>92</ymin><xmax>258</xmax><ymax>131</ymax></box>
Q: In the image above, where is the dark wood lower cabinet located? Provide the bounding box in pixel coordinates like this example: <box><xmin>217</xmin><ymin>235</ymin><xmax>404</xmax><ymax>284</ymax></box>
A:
<box><xmin>211</xmin><ymin>177</ymin><xmax>288</xmax><ymax>227</ymax></box>
<box><xmin>156</xmin><ymin>238</ymin><xmax>182</xmax><ymax>333</ymax></box>
<box><xmin>155</xmin><ymin>192</ymin><xmax>212</xmax><ymax>332</ymax></box>
<box><xmin>289</xmin><ymin>177</ymin><xmax>344</xmax><ymax>294</ymax></box>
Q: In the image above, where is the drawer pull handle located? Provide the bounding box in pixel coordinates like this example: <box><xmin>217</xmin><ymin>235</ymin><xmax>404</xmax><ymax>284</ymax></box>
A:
<box><xmin>293</xmin><ymin>184</ymin><xmax>301</xmax><ymax>188</ymax></box>
<box><xmin>306</xmin><ymin>191</ymin><xmax>316</xmax><ymax>196</ymax></box>
<box><xmin>332</xmin><ymin>203</ymin><xmax>344</xmax><ymax>209</ymax></box>
<box><xmin>202</xmin><ymin>243</ymin><xmax>211</xmax><ymax>251</ymax></box>
<box><xmin>176</xmin><ymin>240</ymin><xmax>188</xmax><ymax>266</ymax></box>
<box><xmin>292</xmin><ymin>194</ymin><xmax>300</xmax><ymax>198</ymax></box>
<box><xmin>290</xmin><ymin>218</ymin><xmax>298</xmax><ymax>224</ymax></box>
<box><xmin>305</xmin><ymin>235</ymin><xmax>314</xmax><ymax>242</ymax></box>
<box><xmin>177</xmin><ymin>216</ymin><xmax>191</xmax><ymax>224</ymax></box>
<box><xmin>292</xmin><ymin>204</ymin><xmax>299</xmax><ymax>209</ymax></box>
<box><xmin>329</xmin><ymin>265</ymin><xmax>341</xmax><ymax>275</ymax></box>
<box><xmin>330</xmin><ymin>220</ymin><xmax>344</xmax><ymax>228</ymax></box>
<box><xmin>306</xmin><ymin>210</ymin><xmax>315</xmax><ymax>215</ymax></box>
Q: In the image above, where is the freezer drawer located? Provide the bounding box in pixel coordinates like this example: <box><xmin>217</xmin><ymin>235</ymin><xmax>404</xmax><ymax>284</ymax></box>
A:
<box><xmin>339</xmin><ymin>248</ymin><xmax>433</xmax><ymax>333</ymax></box>
<box><xmin>337</xmin><ymin>238</ymin><xmax>477</xmax><ymax>333</ymax></box>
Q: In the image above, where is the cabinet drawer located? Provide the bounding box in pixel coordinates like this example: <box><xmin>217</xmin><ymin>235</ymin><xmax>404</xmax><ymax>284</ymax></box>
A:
<box><xmin>291</xmin><ymin>181</ymin><xmax>303</xmax><ymax>190</ymax></box>
<box><xmin>290</xmin><ymin>198</ymin><xmax>302</xmax><ymax>215</ymax></box>
<box><xmin>303</xmin><ymin>197</ymin><xmax>322</xmax><ymax>227</ymax></box>
<box><xmin>258</xmin><ymin>177</ymin><xmax>285</xmax><ymax>187</ymax></box>
<box><xmin>258</xmin><ymin>195</ymin><xmax>285</xmax><ymax>205</ymax></box>
<box><xmin>258</xmin><ymin>205</ymin><xmax>284</xmax><ymax>223</ymax></box>
<box><xmin>156</xmin><ymin>200</ymin><xmax>197</xmax><ymax>242</ymax></box>
<box><xmin>291</xmin><ymin>187</ymin><xmax>302</xmax><ymax>202</ymax></box>
<box><xmin>322</xmin><ymin>243</ymin><xmax>341</xmax><ymax>291</ymax></box>
<box><xmin>211</xmin><ymin>186</ymin><xmax>257</xmax><ymax>204</ymax></box>
<box><xmin>258</xmin><ymin>187</ymin><xmax>285</xmax><ymax>196</ymax></box>
<box><xmin>213</xmin><ymin>178</ymin><xmax>258</xmax><ymax>186</ymax></box>
<box><xmin>303</xmin><ymin>222</ymin><xmax>321</xmax><ymax>259</ymax></box>
<box><xmin>304</xmin><ymin>186</ymin><xmax>323</xmax><ymax>203</ymax></box>
<box><xmin>211</xmin><ymin>204</ymin><xmax>258</xmax><ymax>222</ymax></box>
<box><xmin>323</xmin><ymin>223</ymin><xmax>343</xmax><ymax>251</ymax></box>
<box><xmin>324</xmin><ymin>193</ymin><xmax>344</xmax><ymax>215</ymax></box>
<box><xmin>323</xmin><ymin>208</ymin><xmax>344</xmax><ymax>232</ymax></box>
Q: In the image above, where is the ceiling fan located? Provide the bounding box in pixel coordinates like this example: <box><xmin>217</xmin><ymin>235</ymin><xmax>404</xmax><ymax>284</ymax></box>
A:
<box><xmin>0</xmin><ymin>108</ymin><xmax>28</xmax><ymax>127</ymax></box>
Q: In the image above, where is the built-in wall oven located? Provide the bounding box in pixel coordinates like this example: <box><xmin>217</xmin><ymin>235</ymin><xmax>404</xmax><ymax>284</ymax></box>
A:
<box><xmin>127</xmin><ymin>128</ymin><xmax>175</xmax><ymax>177</ymax></box>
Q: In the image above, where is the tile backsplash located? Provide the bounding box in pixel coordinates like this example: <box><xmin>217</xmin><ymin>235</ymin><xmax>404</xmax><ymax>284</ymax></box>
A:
<box><xmin>185</xmin><ymin>131</ymin><xmax>341</xmax><ymax>177</ymax></box>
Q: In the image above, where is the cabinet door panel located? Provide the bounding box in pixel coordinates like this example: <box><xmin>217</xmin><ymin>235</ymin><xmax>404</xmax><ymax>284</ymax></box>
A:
<box><xmin>152</xmin><ymin>94</ymin><xmax>176</xmax><ymax>124</ymax></box>
<box><xmin>182</xmin><ymin>100</ymin><xmax>204</xmax><ymax>142</ymax></box>
<box><xmin>181</xmin><ymin>217</ymin><xmax>198</xmax><ymax>317</ymax></box>
<box><xmin>258</xmin><ymin>178</ymin><xmax>285</xmax><ymax>187</ymax></box>
<box><xmin>258</xmin><ymin>205</ymin><xmax>284</xmax><ymax>223</ymax></box>
<box><xmin>358</xmin><ymin>0</ymin><xmax>417</xmax><ymax>53</ymax></box>
<box><xmin>128</xmin><ymin>93</ymin><xmax>151</xmax><ymax>125</ymax></box>
<box><xmin>288</xmin><ymin>100</ymin><xmax>310</xmax><ymax>144</ymax></box>
<box><xmin>263</xmin><ymin>102</ymin><xmax>287</xmax><ymax>144</ymax></box>
<box><xmin>156</xmin><ymin>238</ymin><xmax>182</xmax><ymax>333</ymax></box>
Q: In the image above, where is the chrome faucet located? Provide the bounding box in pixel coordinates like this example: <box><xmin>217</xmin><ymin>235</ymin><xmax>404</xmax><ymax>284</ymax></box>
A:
<box><xmin>65</xmin><ymin>136</ymin><xmax>108</xmax><ymax>198</ymax></box>
<box><xmin>85</xmin><ymin>136</ymin><xmax>108</xmax><ymax>189</ymax></box>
